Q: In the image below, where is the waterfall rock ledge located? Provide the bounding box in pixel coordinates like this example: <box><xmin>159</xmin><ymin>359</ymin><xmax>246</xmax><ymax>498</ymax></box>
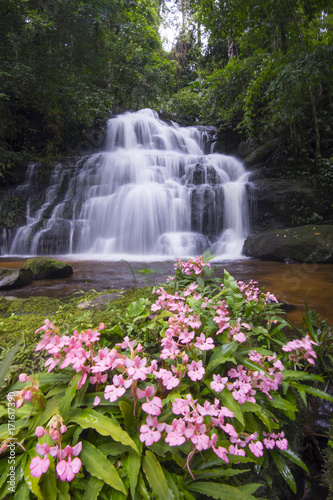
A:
<box><xmin>243</xmin><ymin>225</ymin><xmax>333</xmax><ymax>262</ymax></box>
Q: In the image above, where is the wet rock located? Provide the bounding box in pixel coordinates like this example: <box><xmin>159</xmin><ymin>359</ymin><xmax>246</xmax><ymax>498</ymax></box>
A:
<box><xmin>24</xmin><ymin>257</ymin><xmax>73</xmax><ymax>280</ymax></box>
<box><xmin>243</xmin><ymin>225</ymin><xmax>333</xmax><ymax>262</ymax></box>
<box><xmin>244</xmin><ymin>137</ymin><xmax>281</xmax><ymax>165</ymax></box>
<box><xmin>77</xmin><ymin>293</ymin><xmax>122</xmax><ymax>309</ymax></box>
<box><xmin>0</xmin><ymin>268</ymin><xmax>33</xmax><ymax>289</ymax></box>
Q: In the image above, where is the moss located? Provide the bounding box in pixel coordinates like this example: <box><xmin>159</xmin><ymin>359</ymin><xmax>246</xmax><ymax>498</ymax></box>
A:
<box><xmin>0</xmin><ymin>286</ymin><xmax>155</xmax><ymax>384</ymax></box>
<box><xmin>24</xmin><ymin>257</ymin><xmax>73</xmax><ymax>279</ymax></box>
<box><xmin>0</xmin><ymin>195</ymin><xmax>26</xmax><ymax>229</ymax></box>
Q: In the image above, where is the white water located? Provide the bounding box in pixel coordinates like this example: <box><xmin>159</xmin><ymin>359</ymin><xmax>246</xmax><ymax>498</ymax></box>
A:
<box><xmin>2</xmin><ymin>109</ymin><xmax>251</xmax><ymax>260</ymax></box>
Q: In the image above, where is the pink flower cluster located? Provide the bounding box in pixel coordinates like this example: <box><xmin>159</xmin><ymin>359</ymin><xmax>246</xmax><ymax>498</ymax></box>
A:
<box><xmin>224</xmin><ymin>352</ymin><xmax>284</xmax><ymax>403</ymax></box>
<box><xmin>263</xmin><ymin>431</ymin><xmax>288</xmax><ymax>450</ymax></box>
<box><xmin>7</xmin><ymin>373</ymin><xmax>41</xmax><ymax>408</ymax></box>
<box><xmin>237</xmin><ymin>279</ymin><xmax>279</xmax><ymax>305</ymax></box>
<box><xmin>282</xmin><ymin>334</ymin><xmax>317</xmax><ymax>366</ymax></box>
<box><xmin>140</xmin><ymin>394</ymin><xmax>265</xmax><ymax>476</ymax></box>
<box><xmin>28</xmin><ymin>257</ymin><xmax>296</xmax><ymax>479</ymax></box>
<box><xmin>175</xmin><ymin>256</ymin><xmax>211</xmax><ymax>276</ymax></box>
<box><xmin>29</xmin><ymin>415</ymin><xmax>82</xmax><ymax>482</ymax></box>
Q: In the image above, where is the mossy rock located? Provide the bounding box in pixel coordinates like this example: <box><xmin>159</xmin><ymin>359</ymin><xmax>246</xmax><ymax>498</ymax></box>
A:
<box><xmin>243</xmin><ymin>225</ymin><xmax>333</xmax><ymax>262</ymax></box>
<box><xmin>0</xmin><ymin>268</ymin><xmax>33</xmax><ymax>289</ymax></box>
<box><xmin>23</xmin><ymin>257</ymin><xmax>73</xmax><ymax>280</ymax></box>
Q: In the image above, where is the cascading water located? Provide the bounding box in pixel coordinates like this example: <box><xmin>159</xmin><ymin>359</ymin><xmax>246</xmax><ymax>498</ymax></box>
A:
<box><xmin>1</xmin><ymin>109</ymin><xmax>251</xmax><ymax>260</ymax></box>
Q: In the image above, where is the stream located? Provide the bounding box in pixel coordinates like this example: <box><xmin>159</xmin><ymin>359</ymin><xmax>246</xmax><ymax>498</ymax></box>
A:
<box><xmin>1</xmin><ymin>257</ymin><xmax>333</xmax><ymax>327</ymax></box>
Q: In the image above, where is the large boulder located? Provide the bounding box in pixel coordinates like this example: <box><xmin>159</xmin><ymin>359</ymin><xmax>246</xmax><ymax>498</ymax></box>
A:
<box><xmin>0</xmin><ymin>268</ymin><xmax>33</xmax><ymax>289</ymax></box>
<box><xmin>24</xmin><ymin>257</ymin><xmax>73</xmax><ymax>280</ymax></box>
<box><xmin>243</xmin><ymin>225</ymin><xmax>333</xmax><ymax>262</ymax></box>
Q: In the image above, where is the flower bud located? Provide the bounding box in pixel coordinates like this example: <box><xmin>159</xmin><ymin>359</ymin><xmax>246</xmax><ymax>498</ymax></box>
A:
<box><xmin>60</xmin><ymin>425</ymin><xmax>67</xmax><ymax>434</ymax></box>
<box><xmin>35</xmin><ymin>426</ymin><xmax>45</xmax><ymax>438</ymax></box>
<box><xmin>23</xmin><ymin>390</ymin><xmax>33</xmax><ymax>402</ymax></box>
<box><xmin>19</xmin><ymin>373</ymin><xmax>28</xmax><ymax>383</ymax></box>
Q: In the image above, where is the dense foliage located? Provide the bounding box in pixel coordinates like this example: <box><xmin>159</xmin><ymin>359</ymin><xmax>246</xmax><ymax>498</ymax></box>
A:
<box><xmin>1</xmin><ymin>0</ymin><xmax>332</xmax><ymax>188</ymax></box>
<box><xmin>0</xmin><ymin>0</ymin><xmax>177</xmax><ymax>181</ymax></box>
<box><xmin>1</xmin><ymin>255</ymin><xmax>333</xmax><ymax>499</ymax></box>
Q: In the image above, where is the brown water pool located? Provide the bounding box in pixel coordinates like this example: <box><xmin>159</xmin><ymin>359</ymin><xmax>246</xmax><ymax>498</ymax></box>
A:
<box><xmin>0</xmin><ymin>258</ymin><xmax>332</xmax><ymax>326</ymax></box>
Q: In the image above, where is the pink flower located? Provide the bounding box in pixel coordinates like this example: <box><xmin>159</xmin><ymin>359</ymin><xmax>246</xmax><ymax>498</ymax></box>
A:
<box><xmin>142</xmin><ymin>396</ymin><xmax>163</xmax><ymax>416</ymax></box>
<box><xmin>165</xmin><ymin>419</ymin><xmax>186</xmax><ymax>446</ymax></box>
<box><xmin>93</xmin><ymin>396</ymin><xmax>101</xmax><ymax>406</ymax></box>
<box><xmin>210</xmin><ymin>374</ymin><xmax>228</xmax><ymax>393</ymax></box>
<box><xmin>187</xmin><ymin>360</ymin><xmax>205</xmax><ymax>381</ymax></box>
<box><xmin>30</xmin><ymin>456</ymin><xmax>50</xmax><ymax>478</ymax></box>
<box><xmin>249</xmin><ymin>440</ymin><xmax>264</xmax><ymax>457</ymax></box>
<box><xmin>36</xmin><ymin>443</ymin><xmax>58</xmax><ymax>457</ymax></box>
<box><xmin>56</xmin><ymin>457</ymin><xmax>81</xmax><ymax>482</ymax></box>
<box><xmin>19</xmin><ymin>373</ymin><xmax>28</xmax><ymax>383</ymax></box>
<box><xmin>139</xmin><ymin>416</ymin><xmax>165</xmax><ymax>446</ymax></box>
<box><xmin>104</xmin><ymin>384</ymin><xmax>126</xmax><ymax>402</ymax></box>
<box><xmin>194</xmin><ymin>333</ymin><xmax>215</xmax><ymax>350</ymax></box>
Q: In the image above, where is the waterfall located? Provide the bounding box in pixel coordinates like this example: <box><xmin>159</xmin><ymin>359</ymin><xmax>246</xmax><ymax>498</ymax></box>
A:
<box><xmin>1</xmin><ymin>109</ymin><xmax>251</xmax><ymax>260</ymax></box>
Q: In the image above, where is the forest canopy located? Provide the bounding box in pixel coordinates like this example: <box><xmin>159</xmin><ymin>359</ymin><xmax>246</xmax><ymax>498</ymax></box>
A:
<box><xmin>0</xmin><ymin>0</ymin><xmax>332</xmax><ymax>183</ymax></box>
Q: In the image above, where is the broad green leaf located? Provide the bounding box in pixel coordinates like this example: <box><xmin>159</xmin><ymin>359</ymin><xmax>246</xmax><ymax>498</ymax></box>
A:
<box><xmin>67</xmin><ymin>408</ymin><xmax>138</xmax><ymax>453</ymax></box>
<box><xmin>142</xmin><ymin>450</ymin><xmax>172</xmax><ymax>500</ymax></box>
<box><xmin>56</xmin><ymin>478</ymin><xmax>70</xmax><ymax>500</ymax></box>
<box><xmin>98</xmin><ymin>441</ymin><xmax>129</xmax><ymax>457</ymax></box>
<box><xmin>12</xmin><ymin>480</ymin><xmax>30</xmax><ymax>499</ymax></box>
<box><xmin>82</xmin><ymin>476</ymin><xmax>104</xmax><ymax>500</ymax></box>
<box><xmin>59</xmin><ymin>373</ymin><xmax>81</xmax><ymax>419</ymax></box>
<box><xmin>239</xmin><ymin>402</ymin><xmax>272</xmax><ymax>430</ymax></box>
<box><xmin>0</xmin><ymin>418</ymin><xmax>28</xmax><ymax>440</ymax></box>
<box><xmin>271</xmin><ymin>449</ymin><xmax>297</xmax><ymax>493</ymax></box>
<box><xmin>291</xmin><ymin>383</ymin><xmax>333</xmax><ymax>402</ymax></box>
<box><xmin>190</xmin><ymin>468</ymin><xmax>250</xmax><ymax>481</ymax></box>
<box><xmin>206</xmin><ymin>342</ymin><xmax>238</xmax><ymax>374</ymax></box>
<box><xmin>0</xmin><ymin>340</ymin><xmax>21</xmax><ymax>387</ymax></box>
<box><xmin>163</xmin><ymin>469</ymin><xmax>180</xmax><ymax>500</ymax></box>
<box><xmin>268</xmin><ymin>393</ymin><xmax>297</xmax><ymax>416</ymax></box>
<box><xmin>80</xmin><ymin>440</ymin><xmax>126</xmax><ymax>495</ymax></box>
<box><xmin>123</xmin><ymin>447</ymin><xmax>142</xmax><ymax>499</ymax></box>
<box><xmin>218</xmin><ymin>388</ymin><xmax>244</xmax><ymax>425</ymax></box>
<box><xmin>187</xmin><ymin>481</ymin><xmax>257</xmax><ymax>499</ymax></box>
<box><xmin>282</xmin><ymin>370</ymin><xmax>323</xmax><ymax>383</ymax></box>
<box><xmin>119</xmin><ymin>400</ymin><xmax>138</xmax><ymax>435</ymax></box>
<box><xmin>222</xmin><ymin>270</ymin><xmax>244</xmax><ymax>313</ymax></box>
<box><xmin>281</xmin><ymin>448</ymin><xmax>309</xmax><ymax>473</ymax></box>
<box><xmin>42</xmin><ymin>467</ymin><xmax>57</xmax><ymax>500</ymax></box>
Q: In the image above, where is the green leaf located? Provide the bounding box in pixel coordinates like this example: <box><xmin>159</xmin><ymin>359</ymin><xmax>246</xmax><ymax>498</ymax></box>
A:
<box><xmin>59</xmin><ymin>373</ymin><xmax>81</xmax><ymax>419</ymax></box>
<box><xmin>281</xmin><ymin>448</ymin><xmax>309</xmax><ymax>473</ymax></box>
<box><xmin>80</xmin><ymin>440</ymin><xmax>127</xmax><ymax>495</ymax></box>
<box><xmin>218</xmin><ymin>388</ymin><xmax>244</xmax><ymax>425</ymax></box>
<box><xmin>268</xmin><ymin>393</ymin><xmax>297</xmax><ymax>416</ymax></box>
<box><xmin>239</xmin><ymin>402</ymin><xmax>273</xmax><ymax>430</ymax></box>
<box><xmin>206</xmin><ymin>342</ymin><xmax>238</xmax><ymax>374</ymax></box>
<box><xmin>67</xmin><ymin>408</ymin><xmax>138</xmax><ymax>453</ymax></box>
<box><xmin>123</xmin><ymin>446</ymin><xmax>142</xmax><ymax>499</ymax></box>
<box><xmin>282</xmin><ymin>370</ymin><xmax>323</xmax><ymax>383</ymax></box>
<box><xmin>142</xmin><ymin>450</ymin><xmax>172</xmax><ymax>500</ymax></box>
<box><xmin>12</xmin><ymin>480</ymin><xmax>30</xmax><ymax>499</ymax></box>
<box><xmin>0</xmin><ymin>340</ymin><xmax>21</xmax><ymax>387</ymax></box>
<box><xmin>82</xmin><ymin>476</ymin><xmax>104</xmax><ymax>500</ymax></box>
<box><xmin>291</xmin><ymin>383</ymin><xmax>333</xmax><ymax>402</ymax></box>
<box><xmin>271</xmin><ymin>449</ymin><xmax>297</xmax><ymax>493</ymax></box>
<box><xmin>223</xmin><ymin>270</ymin><xmax>244</xmax><ymax>313</ymax></box>
<box><xmin>56</xmin><ymin>478</ymin><xmax>70</xmax><ymax>500</ymax></box>
<box><xmin>187</xmin><ymin>481</ymin><xmax>258</xmax><ymax>499</ymax></box>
